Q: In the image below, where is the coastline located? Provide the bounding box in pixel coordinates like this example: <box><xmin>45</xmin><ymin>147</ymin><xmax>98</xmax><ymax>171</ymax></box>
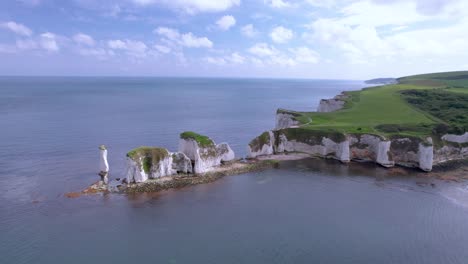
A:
<box><xmin>67</xmin><ymin>152</ymin><xmax>468</xmax><ymax>198</ymax></box>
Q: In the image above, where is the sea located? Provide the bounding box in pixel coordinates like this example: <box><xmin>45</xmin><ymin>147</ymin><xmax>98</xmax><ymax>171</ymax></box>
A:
<box><xmin>1</xmin><ymin>77</ymin><xmax>468</xmax><ymax>264</ymax></box>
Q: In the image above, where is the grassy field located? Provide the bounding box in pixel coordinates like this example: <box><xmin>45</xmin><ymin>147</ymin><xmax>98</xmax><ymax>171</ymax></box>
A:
<box><xmin>291</xmin><ymin>71</ymin><xmax>468</xmax><ymax>137</ymax></box>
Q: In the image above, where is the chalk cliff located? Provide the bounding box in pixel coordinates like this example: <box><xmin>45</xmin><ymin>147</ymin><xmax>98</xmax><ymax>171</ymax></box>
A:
<box><xmin>275</xmin><ymin>109</ymin><xmax>301</xmax><ymax>129</ymax></box>
<box><xmin>125</xmin><ymin>147</ymin><xmax>177</xmax><ymax>183</ymax></box>
<box><xmin>98</xmin><ymin>145</ymin><xmax>109</xmax><ymax>184</ymax></box>
<box><xmin>317</xmin><ymin>93</ymin><xmax>348</xmax><ymax>112</ymax></box>
<box><xmin>179</xmin><ymin>131</ymin><xmax>235</xmax><ymax>174</ymax></box>
<box><xmin>248</xmin><ymin>128</ymin><xmax>467</xmax><ymax>172</ymax></box>
<box><xmin>247</xmin><ymin>131</ymin><xmax>275</xmax><ymax>158</ymax></box>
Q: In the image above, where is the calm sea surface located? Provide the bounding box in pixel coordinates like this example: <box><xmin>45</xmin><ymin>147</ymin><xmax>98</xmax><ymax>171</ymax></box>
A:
<box><xmin>1</xmin><ymin>77</ymin><xmax>468</xmax><ymax>264</ymax></box>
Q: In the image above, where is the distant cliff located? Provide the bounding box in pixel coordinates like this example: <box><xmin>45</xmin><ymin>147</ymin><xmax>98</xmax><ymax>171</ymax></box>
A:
<box><xmin>365</xmin><ymin>78</ymin><xmax>397</xmax><ymax>85</ymax></box>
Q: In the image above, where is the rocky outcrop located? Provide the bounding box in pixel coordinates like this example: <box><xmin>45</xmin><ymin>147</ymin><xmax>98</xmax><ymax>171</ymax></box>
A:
<box><xmin>125</xmin><ymin>147</ymin><xmax>176</xmax><ymax>183</ymax></box>
<box><xmin>275</xmin><ymin>109</ymin><xmax>301</xmax><ymax>129</ymax></box>
<box><xmin>248</xmin><ymin>128</ymin><xmax>468</xmax><ymax>172</ymax></box>
<box><xmin>275</xmin><ymin>131</ymin><xmax>350</xmax><ymax>162</ymax></box>
<box><xmin>179</xmin><ymin>131</ymin><xmax>235</xmax><ymax>174</ymax></box>
<box><xmin>98</xmin><ymin>145</ymin><xmax>109</xmax><ymax>184</ymax></box>
<box><xmin>317</xmin><ymin>93</ymin><xmax>347</xmax><ymax>112</ymax></box>
<box><xmin>442</xmin><ymin>132</ymin><xmax>468</xmax><ymax>143</ymax></box>
<box><xmin>418</xmin><ymin>140</ymin><xmax>434</xmax><ymax>172</ymax></box>
<box><xmin>349</xmin><ymin>134</ymin><xmax>394</xmax><ymax>167</ymax></box>
<box><xmin>171</xmin><ymin>152</ymin><xmax>193</xmax><ymax>174</ymax></box>
<box><xmin>217</xmin><ymin>142</ymin><xmax>235</xmax><ymax>162</ymax></box>
<box><xmin>247</xmin><ymin>131</ymin><xmax>275</xmax><ymax>158</ymax></box>
<box><xmin>249</xmin><ymin>128</ymin><xmax>350</xmax><ymax>163</ymax></box>
<box><xmin>125</xmin><ymin>132</ymin><xmax>236</xmax><ymax>183</ymax></box>
<box><xmin>433</xmin><ymin>133</ymin><xmax>468</xmax><ymax>164</ymax></box>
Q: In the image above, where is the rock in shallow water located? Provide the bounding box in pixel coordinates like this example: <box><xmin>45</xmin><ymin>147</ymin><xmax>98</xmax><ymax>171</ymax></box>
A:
<box><xmin>179</xmin><ymin>131</ymin><xmax>235</xmax><ymax>174</ymax></box>
<box><xmin>124</xmin><ymin>132</ymin><xmax>236</xmax><ymax>183</ymax></box>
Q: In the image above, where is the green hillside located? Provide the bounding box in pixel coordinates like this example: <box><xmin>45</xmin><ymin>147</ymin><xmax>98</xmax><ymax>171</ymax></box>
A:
<box><xmin>289</xmin><ymin>71</ymin><xmax>468</xmax><ymax>137</ymax></box>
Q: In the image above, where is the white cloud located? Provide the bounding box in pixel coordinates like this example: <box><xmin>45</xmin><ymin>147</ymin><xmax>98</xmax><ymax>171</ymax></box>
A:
<box><xmin>290</xmin><ymin>47</ymin><xmax>319</xmax><ymax>64</ymax></box>
<box><xmin>248</xmin><ymin>43</ymin><xmax>278</xmax><ymax>57</ymax></box>
<box><xmin>270</xmin><ymin>26</ymin><xmax>293</xmax><ymax>44</ymax></box>
<box><xmin>154</xmin><ymin>44</ymin><xmax>171</xmax><ymax>54</ymax></box>
<box><xmin>241</xmin><ymin>24</ymin><xmax>258</xmax><ymax>38</ymax></box>
<box><xmin>204</xmin><ymin>56</ymin><xmax>227</xmax><ymax>65</ymax></box>
<box><xmin>131</xmin><ymin>0</ymin><xmax>240</xmax><ymax>14</ymax></box>
<box><xmin>0</xmin><ymin>21</ymin><xmax>33</xmax><ymax>36</ymax></box>
<box><xmin>155</xmin><ymin>27</ymin><xmax>180</xmax><ymax>41</ymax></box>
<box><xmin>78</xmin><ymin>48</ymin><xmax>114</xmax><ymax>60</ymax></box>
<box><xmin>264</xmin><ymin>0</ymin><xmax>292</xmax><ymax>8</ymax></box>
<box><xmin>339</xmin><ymin>1</ymin><xmax>428</xmax><ymax>27</ymax></box>
<box><xmin>304</xmin><ymin>0</ymin><xmax>336</xmax><ymax>8</ymax></box>
<box><xmin>108</xmin><ymin>39</ymin><xmax>127</xmax><ymax>49</ymax></box>
<box><xmin>181</xmin><ymin>33</ymin><xmax>213</xmax><ymax>48</ymax></box>
<box><xmin>155</xmin><ymin>27</ymin><xmax>213</xmax><ymax>48</ymax></box>
<box><xmin>107</xmin><ymin>39</ymin><xmax>148</xmax><ymax>57</ymax></box>
<box><xmin>16</xmin><ymin>39</ymin><xmax>38</xmax><ymax>50</ymax></box>
<box><xmin>305</xmin><ymin>0</ymin><xmax>468</xmax><ymax>65</ymax></box>
<box><xmin>40</xmin><ymin>32</ymin><xmax>59</xmax><ymax>52</ymax></box>
<box><xmin>203</xmin><ymin>52</ymin><xmax>245</xmax><ymax>66</ymax></box>
<box><xmin>227</xmin><ymin>52</ymin><xmax>245</xmax><ymax>64</ymax></box>
<box><xmin>216</xmin><ymin>15</ymin><xmax>236</xmax><ymax>31</ymax></box>
<box><xmin>73</xmin><ymin>33</ymin><xmax>95</xmax><ymax>46</ymax></box>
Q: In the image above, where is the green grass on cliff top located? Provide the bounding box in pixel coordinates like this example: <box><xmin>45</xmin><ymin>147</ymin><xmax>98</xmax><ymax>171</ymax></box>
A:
<box><xmin>180</xmin><ymin>131</ymin><xmax>215</xmax><ymax>147</ymax></box>
<box><xmin>293</xmin><ymin>71</ymin><xmax>468</xmax><ymax>137</ymax></box>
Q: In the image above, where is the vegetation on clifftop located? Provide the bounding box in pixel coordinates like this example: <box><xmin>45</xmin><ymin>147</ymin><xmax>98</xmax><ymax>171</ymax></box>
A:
<box><xmin>279</xmin><ymin>71</ymin><xmax>468</xmax><ymax>138</ymax></box>
<box><xmin>249</xmin><ymin>131</ymin><xmax>270</xmax><ymax>149</ymax></box>
<box><xmin>180</xmin><ymin>131</ymin><xmax>215</xmax><ymax>147</ymax></box>
<box><xmin>127</xmin><ymin>147</ymin><xmax>170</xmax><ymax>174</ymax></box>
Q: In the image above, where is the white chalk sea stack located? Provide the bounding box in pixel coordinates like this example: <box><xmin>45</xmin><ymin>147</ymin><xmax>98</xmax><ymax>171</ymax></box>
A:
<box><xmin>179</xmin><ymin>131</ymin><xmax>235</xmax><ymax>174</ymax></box>
<box><xmin>125</xmin><ymin>147</ymin><xmax>176</xmax><ymax>183</ymax></box>
<box><xmin>125</xmin><ymin>132</ymin><xmax>236</xmax><ymax>183</ymax></box>
<box><xmin>247</xmin><ymin>131</ymin><xmax>275</xmax><ymax>158</ymax></box>
<box><xmin>99</xmin><ymin>145</ymin><xmax>109</xmax><ymax>184</ymax></box>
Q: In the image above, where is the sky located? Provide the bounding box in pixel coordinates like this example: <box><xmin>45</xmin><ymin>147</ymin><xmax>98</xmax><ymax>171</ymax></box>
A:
<box><xmin>0</xmin><ymin>0</ymin><xmax>467</xmax><ymax>79</ymax></box>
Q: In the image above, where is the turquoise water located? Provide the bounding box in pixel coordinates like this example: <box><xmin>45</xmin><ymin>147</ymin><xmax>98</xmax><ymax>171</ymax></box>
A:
<box><xmin>1</xmin><ymin>77</ymin><xmax>468</xmax><ymax>264</ymax></box>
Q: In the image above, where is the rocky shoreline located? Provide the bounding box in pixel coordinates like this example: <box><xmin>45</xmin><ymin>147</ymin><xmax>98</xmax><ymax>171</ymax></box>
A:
<box><xmin>248</xmin><ymin>94</ymin><xmax>468</xmax><ymax>173</ymax></box>
<box><xmin>66</xmin><ymin>159</ymin><xmax>279</xmax><ymax>198</ymax></box>
<box><xmin>125</xmin><ymin>159</ymin><xmax>279</xmax><ymax>193</ymax></box>
<box><xmin>69</xmin><ymin>83</ymin><xmax>467</xmax><ymax>197</ymax></box>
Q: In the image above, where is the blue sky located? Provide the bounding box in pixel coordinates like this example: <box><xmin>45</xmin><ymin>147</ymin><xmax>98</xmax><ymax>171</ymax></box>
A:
<box><xmin>0</xmin><ymin>0</ymin><xmax>467</xmax><ymax>79</ymax></box>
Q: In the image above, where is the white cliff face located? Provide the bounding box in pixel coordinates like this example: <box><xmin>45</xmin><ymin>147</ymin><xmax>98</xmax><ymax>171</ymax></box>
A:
<box><xmin>389</xmin><ymin>137</ymin><xmax>421</xmax><ymax>168</ymax></box>
<box><xmin>151</xmin><ymin>156</ymin><xmax>174</xmax><ymax>178</ymax></box>
<box><xmin>317</xmin><ymin>93</ymin><xmax>348</xmax><ymax>113</ymax></box>
<box><xmin>272</xmin><ymin>132</ymin><xmax>350</xmax><ymax>162</ymax></box>
<box><xmin>126</xmin><ymin>155</ymin><xmax>175</xmax><ymax>183</ymax></box>
<box><xmin>418</xmin><ymin>143</ymin><xmax>434</xmax><ymax>172</ymax></box>
<box><xmin>376</xmin><ymin>141</ymin><xmax>394</xmax><ymax>167</ymax></box>
<box><xmin>250</xmin><ymin>130</ymin><xmax>445</xmax><ymax>171</ymax></box>
<box><xmin>317</xmin><ymin>99</ymin><xmax>345</xmax><ymax>112</ymax></box>
<box><xmin>275</xmin><ymin>113</ymin><xmax>300</xmax><ymax>129</ymax></box>
<box><xmin>99</xmin><ymin>149</ymin><xmax>109</xmax><ymax>173</ymax></box>
<box><xmin>322</xmin><ymin>137</ymin><xmax>350</xmax><ymax>162</ymax></box>
<box><xmin>442</xmin><ymin>132</ymin><xmax>468</xmax><ymax>143</ymax></box>
<box><xmin>434</xmin><ymin>145</ymin><xmax>468</xmax><ymax>163</ymax></box>
<box><xmin>217</xmin><ymin>143</ymin><xmax>235</xmax><ymax>162</ymax></box>
<box><xmin>125</xmin><ymin>149</ymin><xmax>196</xmax><ymax>183</ymax></box>
<box><xmin>126</xmin><ymin>157</ymin><xmax>148</xmax><ymax>183</ymax></box>
<box><xmin>247</xmin><ymin>131</ymin><xmax>275</xmax><ymax>158</ymax></box>
<box><xmin>349</xmin><ymin>134</ymin><xmax>394</xmax><ymax>167</ymax></box>
<box><xmin>171</xmin><ymin>152</ymin><xmax>193</xmax><ymax>174</ymax></box>
<box><xmin>179</xmin><ymin>138</ymin><xmax>236</xmax><ymax>174</ymax></box>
